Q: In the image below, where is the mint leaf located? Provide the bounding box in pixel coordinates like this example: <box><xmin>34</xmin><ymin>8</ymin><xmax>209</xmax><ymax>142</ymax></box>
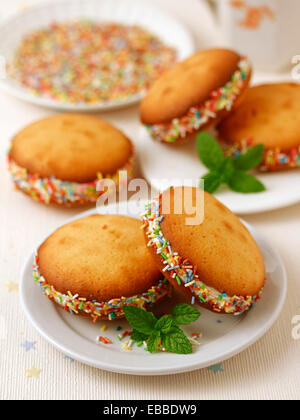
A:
<box><xmin>130</xmin><ymin>329</ymin><xmax>149</xmax><ymax>343</ymax></box>
<box><xmin>197</xmin><ymin>132</ymin><xmax>226</xmax><ymax>171</ymax></box>
<box><xmin>201</xmin><ymin>172</ymin><xmax>222</xmax><ymax>193</ymax></box>
<box><xmin>155</xmin><ymin>315</ymin><xmax>173</xmax><ymax>334</ymax></box>
<box><xmin>161</xmin><ymin>326</ymin><xmax>193</xmax><ymax>354</ymax></box>
<box><xmin>123</xmin><ymin>306</ymin><xmax>157</xmax><ymax>335</ymax></box>
<box><xmin>197</xmin><ymin>133</ymin><xmax>267</xmax><ymax>195</ymax></box>
<box><xmin>220</xmin><ymin>158</ymin><xmax>235</xmax><ymax>182</ymax></box>
<box><xmin>172</xmin><ymin>304</ymin><xmax>201</xmax><ymax>325</ymax></box>
<box><xmin>228</xmin><ymin>171</ymin><xmax>266</xmax><ymax>193</ymax></box>
<box><xmin>146</xmin><ymin>332</ymin><xmax>161</xmax><ymax>353</ymax></box>
<box><xmin>234</xmin><ymin>145</ymin><xmax>265</xmax><ymax>171</ymax></box>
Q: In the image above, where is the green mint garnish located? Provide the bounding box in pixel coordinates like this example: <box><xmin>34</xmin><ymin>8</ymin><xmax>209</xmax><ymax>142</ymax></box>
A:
<box><xmin>196</xmin><ymin>132</ymin><xmax>226</xmax><ymax>171</ymax></box>
<box><xmin>123</xmin><ymin>304</ymin><xmax>201</xmax><ymax>355</ymax></box>
<box><xmin>234</xmin><ymin>144</ymin><xmax>265</xmax><ymax>171</ymax></box>
<box><xmin>197</xmin><ymin>132</ymin><xmax>266</xmax><ymax>194</ymax></box>
<box><xmin>122</xmin><ymin>306</ymin><xmax>157</xmax><ymax>335</ymax></box>
<box><xmin>171</xmin><ymin>304</ymin><xmax>201</xmax><ymax>325</ymax></box>
<box><xmin>130</xmin><ymin>329</ymin><xmax>149</xmax><ymax>343</ymax></box>
<box><xmin>154</xmin><ymin>315</ymin><xmax>173</xmax><ymax>334</ymax></box>
<box><xmin>146</xmin><ymin>332</ymin><xmax>161</xmax><ymax>353</ymax></box>
<box><xmin>228</xmin><ymin>170</ymin><xmax>266</xmax><ymax>193</ymax></box>
<box><xmin>161</xmin><ymin>326</ymin><xmax>193</xmax><ymax>355</ymax></box>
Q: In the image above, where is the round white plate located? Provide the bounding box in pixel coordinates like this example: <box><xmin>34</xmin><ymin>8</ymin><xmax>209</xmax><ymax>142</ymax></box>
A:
<box><xmin>20</xmin><ymin>202</ymin><xmax>287</xmax><ymax>376</ymax></box>
<box><xmin>0</xmin><ymin>0</ymin><xmax>195</xmax><ymax>112</ymax></box>
<box><xmin>137</xmin><ymin>127</ymin><xmax>300</xmax><ymax>215</ymax></box>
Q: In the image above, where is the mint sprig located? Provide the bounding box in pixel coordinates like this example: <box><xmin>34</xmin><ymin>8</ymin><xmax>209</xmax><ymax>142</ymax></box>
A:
<box><xmin>123</xmin><ymin>304</ymin><xmax>201</xmax><ymax>355</ymax></box>
<box><xmin>197</xmin><ymin>133</ymin><xmax>266</xmax><ymax>194</ymax></box>
<box><xmin>122</xmin><ymin>305</ymin><xmax>157</xmax><ymax>335</ymax></box>
<box><xmin>171</xmin><ymin>304</ymin><xmax>201</xmax><ymax>325</ymax></box>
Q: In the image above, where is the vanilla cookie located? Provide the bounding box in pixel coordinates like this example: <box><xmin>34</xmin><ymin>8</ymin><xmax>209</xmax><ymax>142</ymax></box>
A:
<box><xmin>218</xmin><ymin>83</ymin><xmax>300</xmax><ymax>171</ymax></box>
<box><xmin>140</xmin><ymin>49</ymin><xmax>251</xmax><ymax>144</ymax></box>
<box><xmin>142</xmin><ymin>187</ymin><xmax>265</xmax><ymax>315</ymax></box>
<box><xmin>34</xmin><ymin>215</ymin><xmax>171</xmax><ymax>321</ymax></box>
<box><xmin>8</xmin><ymin>114</ymin><xmax>135</xmax><ymax>206</ymax></box>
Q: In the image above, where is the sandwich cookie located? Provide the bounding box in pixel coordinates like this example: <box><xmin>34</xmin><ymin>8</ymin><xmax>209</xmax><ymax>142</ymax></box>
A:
<box><xmin>218</xmin><ymin>83</ymin><xmax>300</xmax><ymax>171</ymax></box>
<box><xmin>8</xmin><ymin>114</ymin><xmax>136</xmax><ymax>206</ymax></box>
<box><xmin>33</xmin><ymin>215</ymin><xmax>171</xmax><ymax>322</ymax></box>
<box><xmin>142</xmin><ymin>187</ymin><xmax>265</xmax><ymax>315</ymax></box>
<box><xmin>140</xmin><ymin>49</ymin><xmax>251</xmax><ymax>144</ymax></box>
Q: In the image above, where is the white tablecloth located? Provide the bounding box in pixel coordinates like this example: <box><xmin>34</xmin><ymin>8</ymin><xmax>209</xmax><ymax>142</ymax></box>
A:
<box><xmin>0</xmin><ymin>0</ymin><xmax>299</xmax><ymax>400</ymax></box>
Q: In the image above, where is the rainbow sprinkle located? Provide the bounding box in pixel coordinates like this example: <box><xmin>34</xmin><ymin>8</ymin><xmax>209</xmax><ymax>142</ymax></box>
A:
<box><xmin>7</xmin><ymin>149</ymin><xmax>136</xmax><ymax>205</ymax></box>
<box><xmin>141</xmin><ymin>194</ymin><xmax>264</xmax><ymax>315</ymax></box>
<box><xmin>221</xmin><ymin>137</ymin><xmax>300</xmax><ymax>172</ymax></box>
<box><xmin>145</xmin><ymin>58</ymin><xmax>251</xmax><ymax>143</ymax></box>
<box><xmin>33</xmin><ymin>253</ymin><xmax>172</xmax><ymax>322</ymax></box>
<box><xmin>7</xmin><ymin>21</ymin><xmax>177</xmax><ymax>105</ymax></box>
<box><xmin>97</xmin><ymin>336</ymin><xmax>112</xmax><ymax>345</ymax></box>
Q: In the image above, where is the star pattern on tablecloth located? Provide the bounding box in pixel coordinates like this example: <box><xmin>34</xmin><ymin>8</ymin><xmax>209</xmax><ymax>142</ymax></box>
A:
<box><xmin>25</xmin><ymin>366</ymin><xmax>41</xmax><ymax>379</ymax></box>
<box><xmin>208</xmin><ymin>364</ymin><xmax>224</xmax><ymax>374</ymax></box>
<box><xmin>5</xmin><ymin>281</ymin><xmax>19</xmax><ymax>292</ymax></box>
<box><xmin>21</xmin><ymin>340</ymin><xmax>37</xmax><ymax>352</ymax></box>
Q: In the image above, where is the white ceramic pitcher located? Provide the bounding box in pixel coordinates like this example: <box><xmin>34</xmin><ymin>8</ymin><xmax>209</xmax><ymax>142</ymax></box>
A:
<box><xmin>203</xmin><ymin>0</ymin><xmax>300</xmax><ymax>71</ymax></box>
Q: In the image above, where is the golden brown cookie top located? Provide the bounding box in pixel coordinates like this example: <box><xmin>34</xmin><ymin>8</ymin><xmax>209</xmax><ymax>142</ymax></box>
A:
<box><xmin>156</xmin><ymin>187</ymin><xmax>265</xmax><ymax>297</ymax></box>
<box><xmin>10</xmin><ymin>114</ymin><xmax>133</xmax><ymax>183</ymax></box>
<box><xmin>140</xmin><ymin>49</ymin><xmax>243</xmax><ymax>125</ymax></box>
<box><xmin>218</xmin><ymin>83</ymin><xmax>300</xmax><ymax>151</ymax></box>
<box><xmin>38</xmin><ymin>215</ymin><xmax>162</xmax><ymax>302</ymax></box>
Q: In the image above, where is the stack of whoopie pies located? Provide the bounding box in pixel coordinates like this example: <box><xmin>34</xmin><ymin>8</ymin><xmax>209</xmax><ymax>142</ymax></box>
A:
<box><xmin>140</xmin><ymin>48</ymin><xmax>300</xmax><ymax>172</ymax></box>
<box><xmin>34</xmin><ymin>187</ymin><xmax>265</xmax><ymax>321</ymax></box>
<box><xmin>12</xmin><ymin>46</ymin><xmax>290</xmax><ymax>323</ymax></box>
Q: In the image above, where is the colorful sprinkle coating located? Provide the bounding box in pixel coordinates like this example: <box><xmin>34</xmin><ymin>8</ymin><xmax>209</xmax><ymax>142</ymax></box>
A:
<box><xmin>145</xmin><ymin>58</ymin><xmax>251</xmax><ymax>143</ymax></box>
<box><xmin>7</xmin><ymin>21</ymin><xmax>177</xmax><ymax>105</ymax></box>
<box><xmin>7</xmin><ymin>149</ymin><xmax>136</xmax><ymax>205</ymax></box>
<box><xmin>33</xmin><ymin>253</ymin><xmax>172</xmax><ymax>322</ymax></box>
<box><xmin>141</xmin><ymin>195</ymin><xmax>264</xmax><ymax>315</ymax></box>
<box><xmin>221</xmin><ymin>137</ymin><xmax>300</xmax><ymax>171</ymax></box>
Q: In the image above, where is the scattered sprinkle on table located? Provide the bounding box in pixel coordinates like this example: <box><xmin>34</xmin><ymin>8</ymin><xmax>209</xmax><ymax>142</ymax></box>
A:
<box><xmin>8</xmin><ymin>20</ymin><xmax>177</xmax><ymax>105</ymax></box>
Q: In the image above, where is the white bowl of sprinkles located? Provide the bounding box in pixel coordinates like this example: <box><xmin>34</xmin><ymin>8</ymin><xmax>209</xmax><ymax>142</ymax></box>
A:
<box><xmin>0</xmin><ymin>0</ymin><xmax>195</xmax><ymax>111</ymax></box>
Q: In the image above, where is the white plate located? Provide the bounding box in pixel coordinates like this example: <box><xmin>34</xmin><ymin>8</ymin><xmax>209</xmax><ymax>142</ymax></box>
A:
<box><xmin>137</xmin><ymin>127</ymin><xmax>300</xmax><ymax>215</ymax></box>
<box><xmin>20</xmin><ymin>202</ymin><xmax>287</xmax><ymax>376</ymax></box>
<box><xmin>0</xmin><ymin>0</ymin><xmax>195</xmax><ymax>112</ymax></box>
